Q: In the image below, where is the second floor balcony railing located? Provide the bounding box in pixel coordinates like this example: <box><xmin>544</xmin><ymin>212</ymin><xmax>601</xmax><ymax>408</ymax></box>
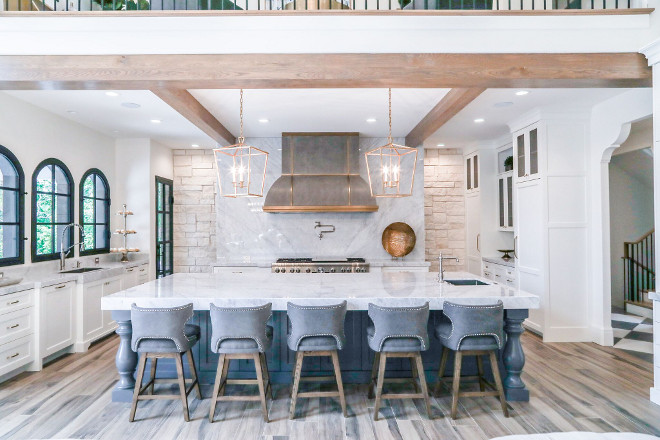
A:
<box><xmin>0</xmin><ymin>0</ymin><xmax>647</xmax><ymax>16</ymax></box>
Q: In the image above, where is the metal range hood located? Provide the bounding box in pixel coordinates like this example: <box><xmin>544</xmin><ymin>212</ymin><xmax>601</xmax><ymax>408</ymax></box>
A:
<box><xmin>263</xmin><ymin>133</ymin><xmax>378</xmax><ymax>213</ymax></box>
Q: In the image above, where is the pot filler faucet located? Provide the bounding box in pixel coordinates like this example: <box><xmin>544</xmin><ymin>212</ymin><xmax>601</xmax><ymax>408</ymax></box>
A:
<box><xmin>60</xmin><ymin>223</ymin><xmax>86</xmax><ymax>271</ymax></box>
<box><xmin>438</xmin><ymin>253</ymin><xmax>459</xmax><ymax>283</ymax></box>
<box><xmin>315</xmin><ymin>221</ymin><xmax>335</xmax><ymax>240</ymax></box>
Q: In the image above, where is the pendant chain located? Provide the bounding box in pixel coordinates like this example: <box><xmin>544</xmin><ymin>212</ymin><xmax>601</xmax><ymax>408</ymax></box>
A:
<box><xmin>388</xmin><ymin>88</ymin><xmax>393</xmax><ymax>143</ymax></box>
<box><xmin>238</xmin><ymin>89</ymin><xmax>245</xmax><ymax>144</ymax></box>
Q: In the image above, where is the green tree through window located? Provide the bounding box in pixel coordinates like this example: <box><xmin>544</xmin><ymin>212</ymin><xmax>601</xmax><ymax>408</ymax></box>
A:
<box><xmin>80</xmin><ymin>169</ymin><xmax>110</xmax><ymax>255</ymax></box>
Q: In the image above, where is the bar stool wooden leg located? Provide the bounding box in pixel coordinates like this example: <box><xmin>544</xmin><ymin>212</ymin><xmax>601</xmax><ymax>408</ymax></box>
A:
<box><xmin>476</xmin><ymin>354</ymin><xmax>485</xmax><ymax>392</ymax></box>
<box><xmin>254</xmin><ymin>353</ymin><xmax>270</xmax><ymax>422</ymax></box>
<box><xmin>434</xmin><ymin>347</ymin><xmax>449</xmax><ymax>397</ymax></box>
<box><xmin>129</xmin><ymin>354</ymin><xmax>147</xmax><ymax>422</ymax></box>
<box><xmin>489</xmin><ymin>351</ymin><xmax>510</xmax><ymax>418</ymax></box>
<box><xmin>174</xmin><ymin>353</ymin><xmax>190</xmax><ymax>422</ymax></box>
<box><xmin>414</xmin><ymin>353</ymin><xmax>433</xmax><ymax>420</ymax></box>
<box><xmin>409</xmin><ymin>357</ymin><xmax>421</xmax><ymax>393</ymax></box>
<box><xmin>209</xmin><ymin>354</ymin><xmax>225</xmax><ymax>423</ymax></box>
<box><xmin>218</xmin><ymin>355</ymin><xmax>230</xmax><ymax>398</ymax></box>
<box><xmin>289</xmin><ymin>351</ymin><xmax>304</xmax><ymax>420</ymax></box>
<box><xmin>367</xmin><ymin>352</ymin><xmax>380</xmax><ymax>399</ymax></box>
<box><xmin>260</xmin><ymin>352</ymin><xmax>273</xmax><ymax>400</ymax></box>
<box><xmin>330</xmin><ymin>350</ymin><xmax>348</xmax><ymax>417</ymax></box>
<box><xmin>450</xmin><ymin>351</ymin><xmax>463</xmax><ymax>420</ymax></box>
<box><xmin>373</xmin><ymin>352</ymin><xmax>388</xmax><ymax>421</ymax></box>
<box><xmin>148</xmin><ymin>357</ymin><xmax>157</xmax><ymax>395</ymax></box>
<box><xmin>186</xmin><ymin>350</ymin><xmax>202</xmax><ymax>399</ymax></box>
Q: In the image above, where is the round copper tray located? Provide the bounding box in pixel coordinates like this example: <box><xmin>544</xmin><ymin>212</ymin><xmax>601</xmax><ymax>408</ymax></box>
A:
<box><xmin>382</xmin><ymin>222</ymin><xmax>416</xmax><ymax>258</ymax></box>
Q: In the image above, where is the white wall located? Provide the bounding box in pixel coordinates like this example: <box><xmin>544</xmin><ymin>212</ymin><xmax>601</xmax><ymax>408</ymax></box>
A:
<box><xmin>0</xmin><ymin>92</ymin><xmax>117</xmax><ymax>267</ymax></box>
<box><xmin>609</xmin><ymin>161</ymin><xmax>654</xmax><ymax>308</ymax></box>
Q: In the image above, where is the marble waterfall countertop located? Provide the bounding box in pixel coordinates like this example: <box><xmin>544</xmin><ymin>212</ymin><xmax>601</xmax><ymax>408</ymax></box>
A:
<box><xmin>101</xmin><ymin>271</ymin><xmax>539</xmax><ymax>311</ymax></box>
<box><xmin>211</xmin><ymin>260</ymin><xmax>431</xmax><ymax>269</ymax></box>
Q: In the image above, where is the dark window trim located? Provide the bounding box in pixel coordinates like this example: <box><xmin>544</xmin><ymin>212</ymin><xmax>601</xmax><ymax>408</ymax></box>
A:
<box><xmin>79</xmin><ymin>168</ymin><xmax>111</xmax><ymax>256</ymax></box>
<box><xmin>0</xmin><ymin>145</ymin><xmax>25</xmax><ymax>267</ymax></box>
<box><xmin>31</xmin><ymin>158</ymin><xmax>74</xmax><ymax>263</ymax></box>
<box><xmin>155</xmin><ymin>176</ymin><xmax>173</xmax><ymax>279</ymax></box>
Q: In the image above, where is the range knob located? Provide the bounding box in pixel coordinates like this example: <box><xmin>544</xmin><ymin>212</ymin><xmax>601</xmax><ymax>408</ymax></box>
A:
<box><xmin>318</xmin><ymin>268</ymin><xmax>324</xmax><ymax>273</ymax></box>
<box><xmin>306</xmin><ymin>268</ymin><xmax>311</xmax><ymax>273</ymax></box>
<box><xmin>289</xmin><ymin>268</ymin><xmax>295</xmax><ymax>273</ymax></box>
<box><xmin>330</xmin><ymin>268</ymin><xmax>336</xmax><ymax>273</ymax></box>
<box><xmin>340</xmin><ymin>268</ymin><xmax>346</xmax><ymax>273</ymax></box>
<box><xmin>274</xmin><ymin>268</ymin><xmax>280</xmax><ymax>273</ymax></box>
<box><xmin>296</xmin><ymin>268</ymin><xmax>301</xmax><ymax>273</ymax></box>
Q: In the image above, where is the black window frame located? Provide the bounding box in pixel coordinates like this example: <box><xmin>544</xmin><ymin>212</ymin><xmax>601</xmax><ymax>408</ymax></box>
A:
<box><xmin>155</xmin><ymin>176</ymin><xmax>174</xmax><ymax>279</ymax></box>
<box><xmin>79</xmin><ymin>168</ymin><xmax>111</xmax><ymax>256</ymax></box>
<box><xmin>0</xmin><ymin>145</ymin><xmax>25</xmax><ymax>267</ymax></box>
<box><xmin>31</xmin><ymin>158</ymin><xmax>74</xmax><ymax>263</ymax></box>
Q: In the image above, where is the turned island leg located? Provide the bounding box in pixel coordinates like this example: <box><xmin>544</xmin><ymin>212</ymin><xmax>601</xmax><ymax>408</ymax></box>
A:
<box><xmin>112</xmin><ymin>311</ymin><xmax>138</xmax><ymax>402</ymax></box>
<box><xmin>502</xmin><ymin>309</ymin><xmax>529</xmax><ymax>402</ymax></box>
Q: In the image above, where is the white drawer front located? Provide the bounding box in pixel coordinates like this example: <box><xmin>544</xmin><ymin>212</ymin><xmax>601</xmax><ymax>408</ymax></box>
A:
<box><xmin>0</xmin><ymin>289</ymin><xmax>34</xmax><ymax>315</ymax></box>
<box><xmin>0</xmin><ymin>335</ymin><xmax>33</xmax><ymax>376</ymax></box>
<box><xmin>0</xmin><ymin>307</ymin><xmax>33</xmax><ymax>346</ymax></box>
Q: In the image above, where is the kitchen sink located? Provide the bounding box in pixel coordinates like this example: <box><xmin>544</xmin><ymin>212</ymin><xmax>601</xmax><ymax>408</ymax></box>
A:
<box><xmin>60</xmin><ymin>267</ymin><xmax>105</xmax><ymax>274</ymax></box>
<box><xmin>444</xmin><ymin>279</ymin><xmax>489</xmax><ymax>286</ymax></box>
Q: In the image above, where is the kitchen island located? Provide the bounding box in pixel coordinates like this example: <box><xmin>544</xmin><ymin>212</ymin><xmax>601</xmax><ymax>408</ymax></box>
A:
<box><xmin>101</xmin><ymin>271</ymin><xmax>539</xmax><ymax>403</ymax></box>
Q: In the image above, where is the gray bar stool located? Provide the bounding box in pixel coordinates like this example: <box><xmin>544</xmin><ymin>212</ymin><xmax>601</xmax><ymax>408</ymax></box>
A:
<box><xmin>129</xmin><ymin>303</ymin><xmax>201</xmax><ymax>422</ymax></box>
<box><xmin>434</xmin><ymin>300</ymin><xmax>509</xmax><ymax>419</ymax></box>
<box><xmin>208</xmin><ymin>303</ymin><xmax>273</xmax><ymax>423</ymax></box>
<box><xmin>287</xmin><ymin>301</ymin><xmax>348</xmax><ymax>419</ymax></box>
<box><xmin>367</xmin><ymin>302</ymin><xmax>432</xmax><ymax>421</ymax></box>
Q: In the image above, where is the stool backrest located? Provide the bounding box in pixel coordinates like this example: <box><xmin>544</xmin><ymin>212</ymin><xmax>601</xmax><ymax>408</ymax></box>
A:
<box><xmin>440</xmin><ymin>300</ymin><xmax>504</xmax><ymax>350</ymax></box>
<box><xmin>367</xmin><ymin>302</ymin><xmax>430</xmax><ymax>351</ymax></box>
<box><xmin>287</xmin><ymin>301</ymin><xmax>347</xmax><ymax>350</ymax></box>
<box><xmin>130</xmin><ymin>303</ymin><xmax>194</xmax><ymax>352</ymax></box>
<box><xmin>209</xmin><ymin>303</ymin><xmax>272</xmax><ymax>353</ymax></box>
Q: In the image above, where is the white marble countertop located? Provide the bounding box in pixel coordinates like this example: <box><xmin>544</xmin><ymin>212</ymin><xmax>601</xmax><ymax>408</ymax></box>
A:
<box><xmin>211</xmin><ymin>260</ymin><xmax>431</xmax><ymax>268</ymax></box>
<box><xmin>0</xmin><ymin>258</ymin><xmax>148</xmax><ymax>296</ymax></box>
<box><xmin>483</xmin><ymin>256</ymin><xmax>516</xmax><ymax>268</ymax></box>
<box><xmin>101</xmin><ymin>271</ymin><xmax>540</xmax><ymax>311</ymax></box>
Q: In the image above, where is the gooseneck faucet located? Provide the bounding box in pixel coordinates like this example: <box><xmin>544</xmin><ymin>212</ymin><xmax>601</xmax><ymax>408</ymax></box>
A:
<box><xmin>314</xmin><ymin>221</ymin><xmax>335</xmax><ymax>240</ymax></box>
<box><xmin>438</xmin><ymin>253</ymin><xmax>459</xmax><ymax>283</ymax></box>
<box><xmin>60</xmin><ymin>223</ymin><xmax>86</xmax><ymax>271</ymax></box>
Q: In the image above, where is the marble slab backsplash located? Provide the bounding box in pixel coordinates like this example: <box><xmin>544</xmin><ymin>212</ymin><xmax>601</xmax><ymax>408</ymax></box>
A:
<box><xmin>216</xmin><ymin>137</ymin><xmax>425</xmax><ymax>263</ymax></box>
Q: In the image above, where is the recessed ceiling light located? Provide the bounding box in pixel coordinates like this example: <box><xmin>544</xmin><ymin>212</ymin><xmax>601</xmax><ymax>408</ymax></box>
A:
<box><xmin>366</xmin><ymin>118</ymin><xmax>377</xmax><ymax>123</ymax></box>
<box><xmin>111</xmin><ymin>130</ymin><xmax>119</xmax><ymax>133</ymax></box>
<box><xmin>191</xmin><ymin>144</ymin><xmax>200</xmax><ymax>148</ymax></box>
<box><xmin>258</xmin><ymin>118</ymin><xmax>269</xmax><ymax>123</ymax></box>
<box><xmin>515</xmin><ymin>90</ymin><xmax>529</xmax><ymax>96</ymax></box>
<box><xmin>474</xmin><ymin>118</ymin><xmax>485</xmax><ymax>123</ymax></box>
<box><xmin>121</xmin><ymin>102</ymin><xmax>141</xmax><ymax>109</ymax></box>
<box><xmin>436</xmin><ymin>143</ymin><xmax>445</xmax><ymax>147</ymax></box>
<box><xmin>494</xmin><ymin>101</ymin><xmax>514</xmax><ymax>108</ymax></box>
<box><xmin>150</xmin><ymin>119</ymin><xmax>161</xmax><ymax>124</ymax></box>
<box><xmin>105</xmin><ymin>91</ymin><xmax>119</xmax><ymax>97</ymax></box>
<box><xmin>66</xmin><ymin>110</ymin><xmax>77</xmax><ymax>114</ymax></box>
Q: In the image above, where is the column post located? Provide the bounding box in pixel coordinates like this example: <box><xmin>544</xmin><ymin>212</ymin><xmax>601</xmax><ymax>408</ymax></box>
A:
<box><xmin>111</xmin><ymin>310</ymin><xmax>138</xmax><ymax>403</ymax></box>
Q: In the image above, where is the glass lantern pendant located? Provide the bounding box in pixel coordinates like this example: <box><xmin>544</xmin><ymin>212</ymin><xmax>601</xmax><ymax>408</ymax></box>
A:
<box><xmin>213</xmin><ymin>89</ymin><xmax>268</xmax><ymax>198</ymax></box>
<box><xmin>365</xmin><ymin>88</ymin><xmax>418</xmax><ymax>198</ymax></box>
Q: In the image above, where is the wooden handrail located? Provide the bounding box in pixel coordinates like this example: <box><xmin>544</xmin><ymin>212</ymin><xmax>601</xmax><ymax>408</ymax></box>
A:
<box><xmin>622</xmin><ymin>256</ymin><xmax>655</xmax><ymax>276</ymax></box>
<box><xmin>624</xmin><ymin>228</ymin><xmax>654</xmax><ymax>247</ymax></box>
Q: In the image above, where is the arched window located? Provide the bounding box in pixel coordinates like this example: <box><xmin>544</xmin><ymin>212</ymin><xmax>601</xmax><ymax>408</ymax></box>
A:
<box><xmin>32</xmin><ymin>159</ymin><xmax>74</xmax><ymax>262</ymax></box>
<box><xmin>80</xmin><ymin>169</ymin><xmax>110</xmax><ymax>255</ymax></box>
<box><xmin>0</xmin><ymin>145</ymin><xmax>25</xmax><ymax>266</ymax></box>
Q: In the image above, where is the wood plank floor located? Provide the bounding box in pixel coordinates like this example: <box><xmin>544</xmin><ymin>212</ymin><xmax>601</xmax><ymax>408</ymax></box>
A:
<box><xmin>1</xmin><ymin>332</ymin><xmax>659</xmax><ymax>440</ymax></box>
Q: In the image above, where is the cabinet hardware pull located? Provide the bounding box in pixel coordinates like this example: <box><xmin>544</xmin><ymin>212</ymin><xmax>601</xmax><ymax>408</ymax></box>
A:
<box><xmin>7</xmin><ymin>324</ymin><xmax>19</xmax><ymax>329</ymax></box>
<box><xmin>507</xmin><ymin>279</ymin><xmax>514</xmax><ymax>283</ymax></box>
<box><xmin>55</xmin><ymin>285</ymin><xmax>66</xmax><ymax>289</ymax></box>
<box><xmin>104</xmin><ymin>282</ymin><xmax>110</xmax><ymax>286</ymax></box>
<box><xmin>476</xmin><ymin>234</ymin><xmax>480</xmax><ymax>253</ymax></box>
<box><xmin>139</xmin><ymin>269</ymin><xmax>145</xmax><ymax>272</ymax></box>
<box><xmin>7</xmin><ymin>353</ymin><xmax>19</xmax><ymax>360</ymax></box>
<box><xmin>514</xmin><ymin>236</ymin><xmax>518</xmax><ymax>259</ymax></box>
<box><xmin>126</xmin><ymin>269</ymin><xmax>134</xmax><ymax>272</ymax></box>
<box><xmin>7</xmin><ymin>300</ymin><xmax>19</xmax><ymax>305</ymax></box>
<box><xmin>495</xmin><ymin>274</ymin><xmax>501</xmax><ymax>277</ymax></box>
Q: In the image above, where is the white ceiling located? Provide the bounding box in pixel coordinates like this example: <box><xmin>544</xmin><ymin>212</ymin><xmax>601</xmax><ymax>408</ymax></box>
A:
<box><xmin>425</xmin><ymin>88</ymin><xmax>635</xmax><ymax>149</ymax></box>
<box><xmin>2</xmin><ymin>90</ymin><xmax>215</xmax><ymax>149</ymax></box>
<box><xmin>190</xmin><ymin>89</ymin><xmax>450</xmax><ymax>139</ymax></box>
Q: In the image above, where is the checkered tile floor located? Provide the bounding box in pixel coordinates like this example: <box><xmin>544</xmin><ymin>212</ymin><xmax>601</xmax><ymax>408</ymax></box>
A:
<box><xmin>612</xmin><ymin>312</ymin><xmax>654</xmax><ymax>363</ymax></box>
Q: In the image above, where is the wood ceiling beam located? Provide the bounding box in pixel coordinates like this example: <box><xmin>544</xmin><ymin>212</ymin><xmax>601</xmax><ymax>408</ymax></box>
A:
<box><xmin>406</xmin><ymin>88</ymin><xmax>485</xmax><ymax>147</ymax></box>
<box><xmin>0</xmin><ymin>53</ymin><xmax>651</xmax><ymax>90</ymax></box>
<box><xmin>151</xmin><ymin>88</ymin><xmax>235</xmax><ymax>145</ymax></box>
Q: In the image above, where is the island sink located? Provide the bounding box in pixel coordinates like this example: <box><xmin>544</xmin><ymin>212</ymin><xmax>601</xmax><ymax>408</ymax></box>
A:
<box><xmin>444</xmin><ymin>279</ymin><xmax>489</xmax><ymax>286</ymax></box>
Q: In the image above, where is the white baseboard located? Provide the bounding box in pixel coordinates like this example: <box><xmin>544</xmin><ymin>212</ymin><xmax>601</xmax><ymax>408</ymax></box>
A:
<box><xmin>591</xmin><ymin>325</ymin><xmax>614</xmax><ymax>346</ymax></box>
<box><xmin>523</xmin><ymin>320</ymin><xmax>543</xmax><ymax>335</ymax></box>
<box><xmin>542</xmin><ymin>326</ymin><xmax>592</xmax><ymax>342</ymax></box>
<box><xmin>626</xmin><ymin>303</ymin><xmax>653</xmax><ymax>318</ymax></box>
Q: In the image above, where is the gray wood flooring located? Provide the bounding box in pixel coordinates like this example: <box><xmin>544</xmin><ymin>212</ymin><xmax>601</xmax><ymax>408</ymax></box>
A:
<box><xmin>1</xmin><ymin>332</ymin><xmax>659</xmax><ymax>440</ymax></box>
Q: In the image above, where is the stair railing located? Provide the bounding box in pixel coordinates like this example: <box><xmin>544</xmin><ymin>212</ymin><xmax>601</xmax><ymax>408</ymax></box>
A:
<box><xmin>623</xmin><ymin>228</ymin><xmax>655</xmax><ymax>305</ymax></box>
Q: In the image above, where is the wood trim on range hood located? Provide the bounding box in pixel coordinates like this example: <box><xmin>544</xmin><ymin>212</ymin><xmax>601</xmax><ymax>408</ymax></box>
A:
<box><xmin>262</xmin><ymin>205</ymin><xmax>379</xmax><ymax>213</ymax></box>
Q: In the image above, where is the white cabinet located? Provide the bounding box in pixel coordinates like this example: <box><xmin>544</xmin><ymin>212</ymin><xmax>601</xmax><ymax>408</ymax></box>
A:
<box><xmin>482</xmin><ymin>260</ymin><xmax>516</xmax><ymax>288</ymax></box>
<box><xmin>513</xmin><ymin>123</ymin><xmax>540</xmax><ymax>183</ymax></box>
<box><xmin>498</xmin><ymin>172</ymin><xmax>514</xmax><ymax>231</ymax></box>
<box><xmin>465</xmin><ymin>152</ymin><xmax>479</xmax><ymax>192</ymax></box>
<box><xmin>121</xmin><ymin>263</ymin><xmax>149</xmax><ymax>289</ymax></box>
<box><xmin>465</xmin><ymin>192</ymin><xmax>481</xmax><ymax>275</ymax></box>
<box><xmin>75</xmin><ymin>276</ymin><xmax>121</xmax><ymax>351</ymax></box>
<box><xmin>41</xmin><ymin>281</ymin><xmax>75</xmax><ymax>357</ymax></box>
<box><xmin>137</xmin><ymin>264</ymin><xmax>149</xmax><ymax>285</ymax></box>
<box><xmin>0</xmin><ymin>289</ymin><xmax>36</xmax><ymax>377</ymax></box>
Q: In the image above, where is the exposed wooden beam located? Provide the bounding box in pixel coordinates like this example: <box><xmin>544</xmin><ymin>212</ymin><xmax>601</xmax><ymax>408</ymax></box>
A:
<box><xmin>406</xmin><ymin>88</ymin><xmax>485</xmax><ymax>147</ymax></box>
<box><xmin>151</xmin><ymin>88</ymin><xmax>235</xmax><ymax>146</ymax></box>
<box><xmin>0</xmin><ymin>53</ymin><xmax>651</xmax><ymax>90</ymax></box>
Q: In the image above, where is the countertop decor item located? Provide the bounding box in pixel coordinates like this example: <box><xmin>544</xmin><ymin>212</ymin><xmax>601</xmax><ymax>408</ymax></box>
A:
<box><xmin>110</xmin><ymin>204</ymin><xmax>139</xmax><ymax>262</ymax></box>
<box><xmin>365</xmin><ymin>89</ymin><xmax>418</xmax><ymax>198</ymax></box>
<box><xmin>213</xmin><ymin>89</ymin><xmax>268</xmax><ymax>198</ymax></box>
<box><xmin>498</xmin><ymin>249</ymin><xmax>514</xmax><ymax>260</ymax></box>
<box><xmin>504</xmin><ymin>156</ymin><xmax>513</xmax><ymax>171</ymax></box>
<box><xmin>382</xmin><ymin>222</ymin><xmax>416</xmax><ymax>258</ymax></box>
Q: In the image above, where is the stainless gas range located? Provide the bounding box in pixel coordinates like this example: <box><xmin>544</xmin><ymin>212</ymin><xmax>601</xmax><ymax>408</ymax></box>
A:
<box><xmin>271</xmin><ymin>258</ymin><xmax>369</xmax><ymax>274</ymax></box>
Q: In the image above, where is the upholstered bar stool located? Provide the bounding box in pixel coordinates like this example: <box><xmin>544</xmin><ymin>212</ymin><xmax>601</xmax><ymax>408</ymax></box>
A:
<box><xmin>367</xmin><ymin>302</ymin><xmax>433</xmax><ymax>421</ymax></box>
<box><xmin>208</xmin><ymin>303</ymin><xmax>273</xmax><ymax>423</ymax></box>
<box><xmin>434</xmin><ymin>300</ymin><xmax>509</xmax><ymax>419</ymax></box>
<box><xmin>287</xmin><ymin>301</ymin><xmax>348</xmax><ymax>419</ymax></box>
<box><xmin>129</xmin><ymin>303</ymin><xmax>201</xmax><ymax>422</ymax></box>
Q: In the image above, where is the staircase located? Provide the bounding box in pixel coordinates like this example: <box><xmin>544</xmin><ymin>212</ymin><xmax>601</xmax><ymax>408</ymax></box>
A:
<box><xmin>623</xmin><ymin>229</ymin><xmax>655</xmax><ymax>310</ymax></box>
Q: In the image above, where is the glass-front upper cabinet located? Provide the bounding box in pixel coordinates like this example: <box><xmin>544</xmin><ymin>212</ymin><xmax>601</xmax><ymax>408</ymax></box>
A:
<box><xmin>513</xmin><ymin>123</ymin><xmax>541</xmax><ymax>183</ymax></box>
<box><xmin>465</xmin><ymin>152</ymin><xmax>479</xmax><ymax>192</ymax></box>
<box><xmin>497</xmin><ymin>144</ymin><xmax>514</xmax><ymax>231</ymax></box>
